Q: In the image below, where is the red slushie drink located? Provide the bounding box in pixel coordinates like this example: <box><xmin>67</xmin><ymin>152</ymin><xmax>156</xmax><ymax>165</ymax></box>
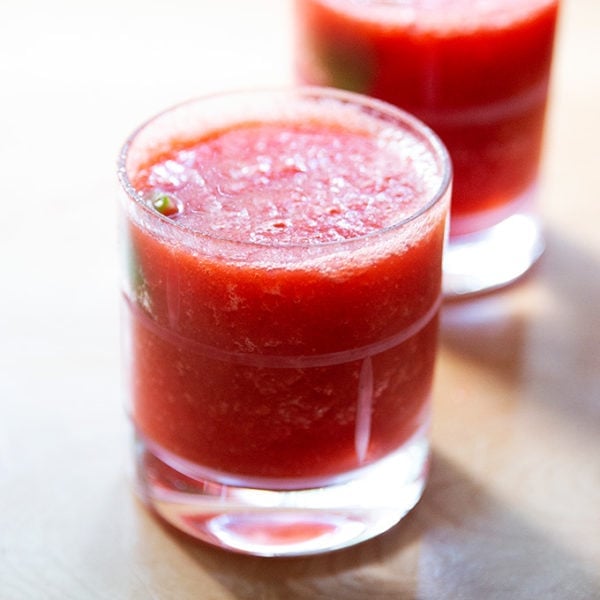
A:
<box><xmin>296</xmin><ymin>0</ymin><xmax>559</xmax><ymax>294</ymax></box>
<box><xmin>118</xmin><ymin>89</ymin><xmax>451</xmax><ymax>555</ymax></box>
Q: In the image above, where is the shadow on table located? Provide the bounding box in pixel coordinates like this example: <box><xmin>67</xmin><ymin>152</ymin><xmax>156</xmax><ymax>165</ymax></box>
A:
<box><xmin>439</xmin><ymin>226</ymin><xmax>600</xmax><ymax>432</ymax></box>
<box><xmin>162</xmin><ymin>451</ymin><xmax>600</xmax><ymax>600</ymax></box>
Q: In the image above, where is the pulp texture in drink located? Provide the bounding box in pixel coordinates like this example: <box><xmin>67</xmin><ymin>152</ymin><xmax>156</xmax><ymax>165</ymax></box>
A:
<box><xmin>295</xmin><ymin>0</ymin><xmax>559</xmax><ymax>235</ymax></box>
<box><xmin>123</xmin><ymin>101</ymin><xmax>448</xmax><ymax>486</ymax></box>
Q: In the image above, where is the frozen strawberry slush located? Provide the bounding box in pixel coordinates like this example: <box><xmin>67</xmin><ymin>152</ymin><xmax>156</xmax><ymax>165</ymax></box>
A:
<box><xmin>122</xmin><ymin>96</ymin><xmax>449</xmax><ymax>484</ymax></box>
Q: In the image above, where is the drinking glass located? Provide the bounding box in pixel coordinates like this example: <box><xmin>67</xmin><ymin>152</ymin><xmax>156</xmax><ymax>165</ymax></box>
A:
<box><xmin>118</xmin><ymin>88</ymin><xmax>451</xmax><ymax>555</ymax></box>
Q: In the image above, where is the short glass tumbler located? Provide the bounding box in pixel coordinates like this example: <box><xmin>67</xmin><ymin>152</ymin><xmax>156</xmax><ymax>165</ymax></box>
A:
<box><xmin>118</xmin><ymin>88</ymin><xmax>451</xmax><ymax>556</ymax></box>
<box><xmin>295</xmin><ymin>0</ymin><xmax>560</xmax><ymax>296</ymax></box>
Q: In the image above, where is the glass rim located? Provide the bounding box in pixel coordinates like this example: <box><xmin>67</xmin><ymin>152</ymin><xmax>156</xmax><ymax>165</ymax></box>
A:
<box><xmin>117</xmin><ymin>86</ymin><xmax>452</xmax><ymax>251</ymax></box>
<box><xmin>296</xmin><ymin>0</ymin><xmax>560</xmax><ymax>28</ymax></box>
<box><xmin>301</xmin><ymin>0</ymin><xmax>558</xmax><ymax>12</ymax></box>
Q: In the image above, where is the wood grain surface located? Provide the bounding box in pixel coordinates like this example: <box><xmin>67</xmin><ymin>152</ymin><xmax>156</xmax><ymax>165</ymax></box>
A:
<box><xmin>1</xmin><ymin>1</ymin><xmax>598</xmax><ymax>598</ymax></box>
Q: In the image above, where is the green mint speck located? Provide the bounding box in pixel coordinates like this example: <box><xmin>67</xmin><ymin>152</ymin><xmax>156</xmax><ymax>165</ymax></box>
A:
<box><xmin>152</xmin><ymin>194</ymin><xmax>178</xmax><ymax>216</ymax></box>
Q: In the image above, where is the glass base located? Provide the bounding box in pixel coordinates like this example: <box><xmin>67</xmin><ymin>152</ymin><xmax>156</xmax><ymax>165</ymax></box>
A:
<box><xmin>133</xmin><ymin>426</ymin><xmax>429</xmax><ymax>557</ymax></box>
<box><xmin>443</xmin><ymin>210</ymin><xmax>544</xmax><ymax>298</ymax></box>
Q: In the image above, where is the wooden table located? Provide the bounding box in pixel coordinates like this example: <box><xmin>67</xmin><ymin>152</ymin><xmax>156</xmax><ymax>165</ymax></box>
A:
<box><xmin>1</xmin><ymin>1</ymin><xmax>598</xmax><ymax>597</ymax></box>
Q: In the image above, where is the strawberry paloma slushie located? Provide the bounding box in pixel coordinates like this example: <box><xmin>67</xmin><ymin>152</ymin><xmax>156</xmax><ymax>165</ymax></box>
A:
<box><xmin>118</xmin><ymin>89</ymin><xmax>451</xmax><ymax>555</ymax></box>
